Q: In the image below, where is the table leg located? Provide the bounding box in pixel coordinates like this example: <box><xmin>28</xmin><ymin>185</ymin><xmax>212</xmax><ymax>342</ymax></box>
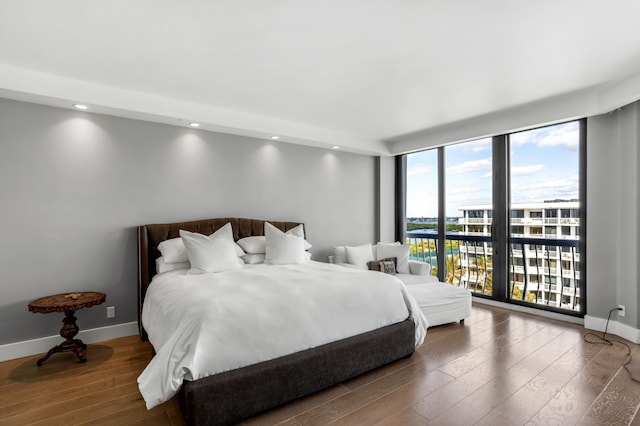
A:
<box><xmin>36</xmin><ymin>310</ymin><xmax>87</xmax><ymax>366</ymax></box>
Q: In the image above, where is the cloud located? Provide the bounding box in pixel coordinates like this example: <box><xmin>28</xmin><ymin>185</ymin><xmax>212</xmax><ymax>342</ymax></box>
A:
<box><xmin>511</xmin><ymin>176</ymin><xmax>579</xmax><ymax>204</ymax></box>
<box><xmin>406</xmin><ymin>187</ymin><xmax>438</xmax><ymax>217</ymax></box>
<box><xmin>511</xmin><ymin>164</ymin><xmax>544</xmax><ymax>176</ymax></box>
<box><xmin>448</xmin><ymin>157</ymin><xmax>491</xmax><ymax>174</ymax></box>
<box><xmin>509</xmin><ymin>121</ymin><xmax>579</xmax><ymax>150</ymax></box>
<box><xmin>445</xmin><ymin>179</ymin><xmax>492</xmax><ymax>214</ymax></box>
<box><xmin>538</xmin><ymin>126</ymin><xmax>579</xmax><ymax>150</ymax></box>
<box><xmin>407</xmin><ymin>164</ymin><xmax>432</xmax><ymax>176</ymax></box>
<box><xmin>510</xmin><ymin>132</ymin><xmax>531</xmax><ymax>146</ymax></box>
<box><xmin>470</xmin><ymin>138</ymin><xmax>492</xmax><ymax>152</ymax></box>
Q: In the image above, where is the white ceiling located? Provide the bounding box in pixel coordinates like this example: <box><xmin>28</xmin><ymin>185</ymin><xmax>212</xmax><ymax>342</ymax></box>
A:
<box><xmin>1</xmin><ymin>1</ymin><xmax>640</xmax><ymax>155</ymax></box>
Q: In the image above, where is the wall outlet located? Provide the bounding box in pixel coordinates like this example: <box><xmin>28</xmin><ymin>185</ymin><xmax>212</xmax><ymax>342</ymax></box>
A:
<box><xmin>618</xmin><ymin>305</ymin><xmax>625</xmax><ymax>318</ymax></box>
<box><xmin>107</xmin><ymin>306</ymin><xmax>116</xmax><ymax>318</ymax></box>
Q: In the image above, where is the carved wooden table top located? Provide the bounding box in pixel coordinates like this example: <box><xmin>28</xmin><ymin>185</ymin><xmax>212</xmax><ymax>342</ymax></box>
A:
<box><xmin>28</xmin><ymin>291</ymin><xmax>106</xmax><ymax>366</ymax></box>
<box><xmin>28</xmin><ymin>292</ymin><xmax>106</xmax><ymax>314</ymax></box>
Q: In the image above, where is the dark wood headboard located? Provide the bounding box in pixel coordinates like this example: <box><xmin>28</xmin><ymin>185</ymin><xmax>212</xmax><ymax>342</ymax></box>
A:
<box><xmin>137</xmin><ymin>217</ymin><xmax>303</xmax><ymax>341</ymax></box>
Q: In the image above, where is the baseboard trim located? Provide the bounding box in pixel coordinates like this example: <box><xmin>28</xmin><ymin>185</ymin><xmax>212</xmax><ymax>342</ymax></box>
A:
<box><xmin>0</xmin><ymin>321</ymin><xmax>139</xmax><ymax>362</ymax></box>
<box><xmin>472</xmin><ymin>296</ymin><xmax>585</xmax><ymax>325</ymax></box>
<box><xmin>471</xmin><ymin>297</ymin><xmax>640</xmax><ymax>343</ymax></box>
<box><xmin>584</xmin><ymin>315</ymin><xmax>640</xmax><ymax>344</ymax></box>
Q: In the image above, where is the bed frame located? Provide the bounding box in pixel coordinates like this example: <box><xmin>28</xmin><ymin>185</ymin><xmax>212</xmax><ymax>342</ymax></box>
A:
<box><xmin>138</xmin><ymin>217</ymin><xmax>416</xmax><ymax>426</ymax></box>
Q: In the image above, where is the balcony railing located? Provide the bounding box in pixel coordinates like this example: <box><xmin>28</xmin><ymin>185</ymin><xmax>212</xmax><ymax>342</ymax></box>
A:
<box><xmin>406</xmin><ymin>230</ymin><xmax>582</xmax><ymax>313</ymax></box>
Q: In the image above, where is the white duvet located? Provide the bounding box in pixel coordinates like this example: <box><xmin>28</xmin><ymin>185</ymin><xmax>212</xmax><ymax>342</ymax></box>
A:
<box><xmin>137</xmin><ymin>261</ymin><xmax>428</xmax><ymax>409</ymax></box>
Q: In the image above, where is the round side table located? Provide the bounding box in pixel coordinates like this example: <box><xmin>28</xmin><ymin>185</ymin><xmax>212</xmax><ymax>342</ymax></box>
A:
<box><xmin>28</xmin><ymin>292</ymin><xmax>106</xmax><ymax>366</ymax></box>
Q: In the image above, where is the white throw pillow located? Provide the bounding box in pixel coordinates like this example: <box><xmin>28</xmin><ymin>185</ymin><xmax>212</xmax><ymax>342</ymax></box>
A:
<box><xmin>264</xmin><ymin>222</ymin><xmax>306</xmax><ymax>265</ymax></box>
<box><xmin>376</xmin><ymin>243</ymin><xmax>411</xmax><ymax>274</ymax></box>
<box><xmin>345</xmin><ymin>243</ymin><xmax>375</xmax><ymax>269</ymax></box>
<box><xmin>180</xmin><ymin>223</ymin><xmax>241</xmax><ymax>273</ymax></box>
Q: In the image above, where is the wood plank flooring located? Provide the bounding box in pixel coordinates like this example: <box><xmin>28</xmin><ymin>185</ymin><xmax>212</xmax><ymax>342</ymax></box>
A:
<box><xmin>2</xmin><ymin>303</ymin><xmax>640</xmax><ymax>425</ymax></box>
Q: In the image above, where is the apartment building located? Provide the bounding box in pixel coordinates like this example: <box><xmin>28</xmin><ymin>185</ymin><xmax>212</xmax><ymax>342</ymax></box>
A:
<box><xmin>458</xmin><ymin>201</ymin><xmax>580</xmax><ymax>310</ymax></box>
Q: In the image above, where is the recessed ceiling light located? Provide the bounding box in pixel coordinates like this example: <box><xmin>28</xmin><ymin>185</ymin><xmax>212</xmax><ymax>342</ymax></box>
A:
<box><xmin>332</xmin><ymin>146</ymin><xmax>340</xmax><ymax>150</ymax></box>
<box><xmin>189</xmin><ymin>123</ymin><xmax>200</xmax><ymax>127</ymax></box>
<box><xmin>271</xmin><ymin>136</ymin><xmax>280</xmax><ymax>140</ymax></box>
<box><xmin>73</xmin><ymin>104</ymin><xmax>88</xmax><ymax>110</ymax></box>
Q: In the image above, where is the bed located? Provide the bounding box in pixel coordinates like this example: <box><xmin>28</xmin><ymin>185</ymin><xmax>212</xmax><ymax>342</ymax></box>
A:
<box><xmin>137</xmin><ymin>217</ymin><xmax>427</xmax><ymax>426</ymax></box>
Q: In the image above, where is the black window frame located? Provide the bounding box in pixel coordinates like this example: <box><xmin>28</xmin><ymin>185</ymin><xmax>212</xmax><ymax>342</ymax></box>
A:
<box><xmin>398</xmin><ymin>119</ymin><xmax>586</xmax><ymax>318</ymax></box>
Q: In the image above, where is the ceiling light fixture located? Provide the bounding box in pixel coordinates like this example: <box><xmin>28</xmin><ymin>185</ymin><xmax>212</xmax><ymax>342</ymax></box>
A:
<box><xmin>271</xmin><ymin>136</ymin><xmax>280</xmax><ymax>140</ymax></box>
<box><xmin>189</xmin><ymin>122</ymin><xmax>200</xmax><ymax>127</ymax></box>
<box><xmin>73</xmin><ymin>104</ymin><xmax>88</xmax><ymax>110</ymax></box>
<box><xmin>332</xmin><ymin>146</ymin><xmax>340</xmax><ymax>150</ymax></box>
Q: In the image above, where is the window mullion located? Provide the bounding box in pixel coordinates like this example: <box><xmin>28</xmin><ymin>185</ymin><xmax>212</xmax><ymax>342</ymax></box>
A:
<box><xmin>492</xmin><ymin>135</ymin><xmax>509</xmax><ymax>300</ymax></box>
<box><xmin>437</xmin><ymin>147</ymin><xmax>446</xmax><ymax>282</ymax></box>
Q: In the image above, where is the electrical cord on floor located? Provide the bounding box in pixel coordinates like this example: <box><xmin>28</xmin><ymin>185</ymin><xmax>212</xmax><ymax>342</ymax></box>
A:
<box><xmin>583</xmin><ymin>307</ymin><xmax>640</xmax><ymax>384</ymax></box>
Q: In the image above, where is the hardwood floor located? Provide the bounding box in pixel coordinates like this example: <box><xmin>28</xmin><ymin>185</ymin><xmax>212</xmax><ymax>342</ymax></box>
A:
<box><xmin>2</xmin><ymin>303</ymin><xmax>640</xmax><ymax>425</ymax></box>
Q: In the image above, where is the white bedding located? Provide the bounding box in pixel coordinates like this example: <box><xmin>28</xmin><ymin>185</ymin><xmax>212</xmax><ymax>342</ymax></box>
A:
<box><xmin>137</xmin><ymin>261</ymin><xmax>428</xmax><ymax>409</ymax></box>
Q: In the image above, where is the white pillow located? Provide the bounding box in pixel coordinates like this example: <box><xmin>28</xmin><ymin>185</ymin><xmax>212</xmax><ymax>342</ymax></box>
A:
<box><xmin>345</xmin><ymin>244</ymin><xmax>375</xmax><ymax>269</ymax></box>
<box><xmin>333</xmin><ymin>246</ymin><xmax>348</xmax><ymax>264</ymax></box>
<box><xmin>155</xmin><ymin>256</ymin><xmax>190</xmax><ymax>274</ymax></box>
<box><xmin>159</xmin><ymin>236</ymin><xmax>244</xmax><ymax>261</ymax></box>
<box><xmin>234</xmin><ymin>243</ymin><xmax>245</xmax><ymax>256</ymax></box>
<box><xmin>264</xmin><ymin>222</ymin><xmax>306</xmax><ymax>265</ymax></box>
<box><xmin>375</xmin><ymin>241</ymin><xmax>400</xmax><ymax>260</ymax></box>
<box><xmin>180</xmin><ymin>223</ymin><xmax>241</xmax><ymax>274</ymax></box>
<box><xmin>158</xmin><ymin>237</ymin><xmax>189</xmax><ymax>263</ymax></box>
<box><xmin>238</xmin><ymin>236</ymin><xmax>266</xmax><ymax>254</ymax></box>
<box><xmin>238</xmin><ymin>234</ymin><xmax>311</xmax><ymax>254</ymax></box>
<box><xmin>241</xmin><ymin>253</ymin><xmax>266</xmax><ymax>264</ymax></box>
<box><xmin>244</xmin><ymin>252</ymin><xmax>309</xmax><ymax>264</ymax></box>
<box><xmin>376</xmin><ymin>243</ymin><xmax>411</xmax><ymax>274</ymax></box>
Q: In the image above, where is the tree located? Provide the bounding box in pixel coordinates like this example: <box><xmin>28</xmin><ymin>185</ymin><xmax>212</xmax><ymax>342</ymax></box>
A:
<box><xmin>445</xmin><ymin>254</ymin><xmax>465</xmax><ymax>285</ymax></box>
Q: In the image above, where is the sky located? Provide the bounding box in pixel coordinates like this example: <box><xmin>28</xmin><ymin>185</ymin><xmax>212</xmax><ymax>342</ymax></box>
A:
<box><xmin>406</xmin><ymin>121</ymin><xmax>580</xmax><ymax>218</ymax></box>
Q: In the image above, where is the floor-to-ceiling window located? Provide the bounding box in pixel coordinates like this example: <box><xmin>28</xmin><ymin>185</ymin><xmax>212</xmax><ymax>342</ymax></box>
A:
<box><xmin>444</xmin><ymin>139</ymin><xmax>493</xmax><ymax>295</ymax></box>
<box><xmin>508</xmin><ymin>122</ymin><xmax>582</xmax><ymax>311</ymax></box>
<box><xmin>406</xmin><ymin>149</ymin><xmax>439</xmax><ymax>276</ymax></box>
<box><xmin>403</xmin><ymin>120</ymin><xmax>585</xmax><ymax>316</ymax></box>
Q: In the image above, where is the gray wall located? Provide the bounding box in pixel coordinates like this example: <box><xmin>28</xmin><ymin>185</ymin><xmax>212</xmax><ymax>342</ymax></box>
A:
<box><xmin>587</xmin><ymin>102</ymin><xmax>640</xmax><ymax>328</ymax></box>
<box><xmin>0</xmin><ymin>98</ymin><xmax>378</xmax><ymax>345</ymax></box>
<box><xmin>377</xmin><ymin>156</ymin><xmax>396</xmax><ymax>242</ymax></box>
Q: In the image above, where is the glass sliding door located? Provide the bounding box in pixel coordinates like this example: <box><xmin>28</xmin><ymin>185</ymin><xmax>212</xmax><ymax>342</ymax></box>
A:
<box><xmin>508</xmin><ymin>121</ymin><xmax>582</xmax><ymax>313</ymax></box>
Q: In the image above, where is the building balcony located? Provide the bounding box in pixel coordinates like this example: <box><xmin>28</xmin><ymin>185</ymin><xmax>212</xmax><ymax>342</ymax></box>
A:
<box><xmin>459</xmin><ymin>218</ymin><xmax>491</xmax><ymax>225</ymax></box>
